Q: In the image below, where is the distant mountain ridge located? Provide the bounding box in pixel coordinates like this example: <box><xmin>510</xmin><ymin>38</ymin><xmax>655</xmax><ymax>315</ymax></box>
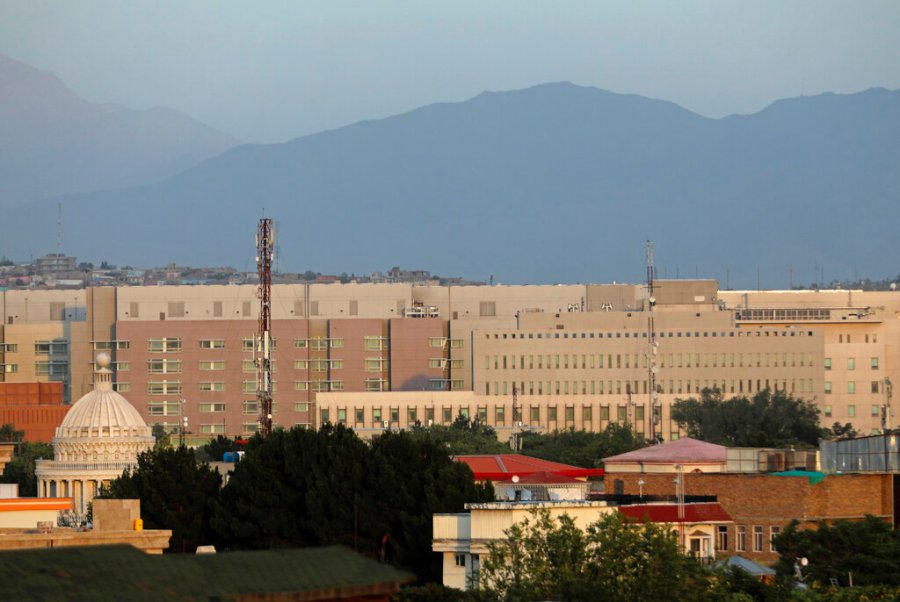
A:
<box><xmin>0</xmin><ymin>52</ymin><xmax>239</xmax><ymax>208</ymax></box>
<box><xmin>1</xmin><ymin>81</ymin><xmax>897</xmax><ymax>287</ymax></box>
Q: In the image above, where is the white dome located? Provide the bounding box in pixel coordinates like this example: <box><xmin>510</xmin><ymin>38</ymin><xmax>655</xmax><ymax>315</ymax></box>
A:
<box><xmin>55</xmin><ymin>354</ymin><xmax>152</xmax><ymax>439</ymax></box>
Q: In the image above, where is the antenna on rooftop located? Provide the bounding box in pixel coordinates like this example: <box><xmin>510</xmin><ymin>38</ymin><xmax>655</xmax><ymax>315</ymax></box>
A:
<box><xmin>57</xmin><ymin>203</ymin><xmax>62</xmax><ymax>255</ymax></box>
<box><xmin>646</xmin><ymin>240</ymin><xmax>661</xmax><ymax>443</ymax></box>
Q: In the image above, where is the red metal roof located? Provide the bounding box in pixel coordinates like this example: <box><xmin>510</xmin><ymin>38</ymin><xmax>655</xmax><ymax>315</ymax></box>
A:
<box><xmin>454</xmin><ymin>454</ymin><xmax>604</xmax><ymax>481</ymax></box>
<box><xmin>494</xmin><ymin>471</ymin><xmax>586</xmax><ymax>485</ymax></box>
<box><xmin>618</xmin><ymin>502</ymin><xmax>732</xmax><ymax>524</ymax></box>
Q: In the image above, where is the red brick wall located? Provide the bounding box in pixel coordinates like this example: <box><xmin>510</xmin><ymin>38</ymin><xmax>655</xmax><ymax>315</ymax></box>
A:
<box><xmin>0</xmin><ymin>382</ymin><xmax>67</xmax><ymax>441</ymax></box>
<box><xmin>606</xmin><ymin>471</ymin><xmax>893</xmax><ymax>563</ymax></box>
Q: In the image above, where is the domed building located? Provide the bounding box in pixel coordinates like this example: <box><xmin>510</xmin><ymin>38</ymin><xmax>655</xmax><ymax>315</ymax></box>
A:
<box><xmin>35</xmin><ymin>353</ymin><xmax>155</xmax><ymax>514</ymax></box>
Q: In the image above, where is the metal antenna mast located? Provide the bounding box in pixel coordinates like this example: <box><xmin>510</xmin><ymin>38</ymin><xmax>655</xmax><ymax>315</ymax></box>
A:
<box><xmin>57</xmin><ymin>203</ymin><xmax>62</xmax><ymax>255</ymax></box>
<box><xmin>646</xmin><ymin>241</ymin><xmax>661</xmax><ymax>443</ymax></box>
<box><xmin>510</xmin><ymin>384</ymin><xmax>520</xmax><ymax>452</ymax></box>
<box><xmin>256</xmin><ymin>218</ymin><xmax>275</xmax><ymax>436</ymax></box>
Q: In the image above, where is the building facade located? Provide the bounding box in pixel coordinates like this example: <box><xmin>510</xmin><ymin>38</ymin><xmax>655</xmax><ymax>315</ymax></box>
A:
<box><xmin>1</xmin><ymin>282</ymin><xmax>897</xmax><ymax>441</ymax></box>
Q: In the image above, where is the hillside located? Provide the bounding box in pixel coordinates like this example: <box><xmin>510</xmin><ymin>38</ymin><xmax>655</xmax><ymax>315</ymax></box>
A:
<box><xmin>1</xmin><ymin>82</ymin><xmax>897</xmax><ymax>286</ymax></box>
<box><xmin>0</xmin><ymin>53</ymin><xmax>239</xmax><ymax>208</ymax></box>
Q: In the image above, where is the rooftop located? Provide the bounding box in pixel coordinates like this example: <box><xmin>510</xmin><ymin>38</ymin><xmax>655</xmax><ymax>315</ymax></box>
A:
<box><xmin>454</xmin><ymin>454</ymin><xmax>605</xmax><ymax>481</ymax></box>
<box><xmin>603</xmin><ymin>438</ymin><xmax>727</xmax><ymax>465</ymax></box>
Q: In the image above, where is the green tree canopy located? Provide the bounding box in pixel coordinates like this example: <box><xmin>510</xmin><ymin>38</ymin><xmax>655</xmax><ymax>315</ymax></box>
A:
<box><xmin>671</xmin><ymin>388</ymin><xmax>826</xmax><ymax>448</ymax></box>
<box><xmin>0</xmin><ymin>423</ymin><xmax>25</xmax><ymax>443</ymax></box>
<box><xmin>0</xmin><ymin>441</ymin><xmax>53</xmax><ymax>496</ymax></box>
<box><xmin>477</xmin><ymin>508</ymin><xmax>721</xmax><ymax>601</ymax></box>
<box><xmin>773</xmin><ymin>516</ymin><xmax>900</xmax><ymax>588</ymax></box>
<box><xmin>214</xmin><ymin>425</ymin><xmax>493</xmax><ymax>583</ymax></box>
<box><xmin>406</xmin><ymin>414</ymin><xmax>510</xmax><ymax>456</ymax></box>
<box><xmin>519</xmin><ymin>423</ymin><xmax>648</xmax><ymax>468</ymax></box>
<box><xmin>102</xmin><ymin>446</ymin><xmax>222</xmax><ymax>553</ymax></box>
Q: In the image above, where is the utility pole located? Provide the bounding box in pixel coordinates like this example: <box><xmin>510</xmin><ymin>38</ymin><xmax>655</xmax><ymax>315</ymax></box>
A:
<box><xmin>256</xmin><ymin>218</ymin><xmax>275</xmax><ymax>436</ymax></box>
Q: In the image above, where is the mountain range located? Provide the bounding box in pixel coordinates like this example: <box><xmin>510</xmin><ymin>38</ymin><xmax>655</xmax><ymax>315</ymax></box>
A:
<box><xmin>0</xmin><ymin>52</ymin><xmax>238</xmax><ymax>208</ymax></box>
<box><xmin>1</xmin><ymin>64</ymin><xmax>897</xmax><ymax>286</ymax></box>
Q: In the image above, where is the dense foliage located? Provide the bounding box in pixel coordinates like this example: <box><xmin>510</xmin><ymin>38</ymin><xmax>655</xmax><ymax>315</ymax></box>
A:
<box><xmin>210</xmin><ymin>425</ymin><xmax>493</xmax><ymax>582</ymax></box>
<box><xmin>671</xmin><ymin>388</ymin><xmax>826</xmax><ymax>447</ymax></box>
<box><xmin>476</xmin><ymin>508</ymin><xmax>722</xmax><ymax>601</ymax></box>
<box><xmin>102</xmin><ymin>446</ymin><xmax>223</xmax><ymax>553</ymax></box>
<box><xmin>0</xmin><ymin>440</ymin><xmax>53</xmax><ymax>497</ymax></box>
<box><xmin>519</xmin><ymin>423</ymin><xmax>647</xmax><ymax>467</ymax></box>
<box><xmin>407</xmin><ymin>414</ymin><xmax>510</xmax><ymax>455</ymax></box>
<box><xmin>773</xmin><ymin>516</ymin><xmax>900</xmax><ymax>588</ymax></box>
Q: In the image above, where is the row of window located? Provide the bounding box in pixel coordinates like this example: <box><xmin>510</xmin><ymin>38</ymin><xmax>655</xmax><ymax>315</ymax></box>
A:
<box><xmin>824</xmin><ymin>357</ymin><xmax>879</xmax><ymax>370</ymax></box>
<box><xmin>824</xmin><ymin>381</ymin><xmax>884</xmax><ymax>394</ymax></box>
<box><xmin>486</xmin><ymin>378</ymin><xmax>815</xmax><ymax>396</ymax></box>
<box><xmin>718</xmin><ymin>525</ymin><xmax>781</xmax><ymax>553</ymax></box>
<box><xmin>837</xmin><ymin>334</ymin><xmax>877</xmax><ymax>344</ymax></box>
<box><xmin>487</xmin><ymin>330</ymin><xmax>814</xmax><ymax>340</ymax></box>
<box><xmin>485</xmin><ymin>352</ymin><xmax>816</xmax><ymax>371</ymax></box>
<box><xmin>320</xmin><ymin>403</ymin><xmax>659</xmax><ymax>428</ymax></box>
<box><xmin>148</xmin><ymin>400</ymin><xmax>312</xmax><ymax>417</ymax></box>
<box><xmin>822</xmin><ymin>404</ymin><xmax>884</xmax><ymax>418</ymax></box>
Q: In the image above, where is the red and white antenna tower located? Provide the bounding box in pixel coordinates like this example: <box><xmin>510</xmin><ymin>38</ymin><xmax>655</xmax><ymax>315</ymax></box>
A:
<box><xmin>256</xmin><ymin>218</ymin><xmax>275</xmax><ymax>436</ymax></box>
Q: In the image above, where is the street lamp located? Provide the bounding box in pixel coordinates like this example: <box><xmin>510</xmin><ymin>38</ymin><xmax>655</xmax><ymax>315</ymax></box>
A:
<box><xmin>637</xmin><ymin>479</ymin><xmax>645</xmax><ymax>499</ymax></box>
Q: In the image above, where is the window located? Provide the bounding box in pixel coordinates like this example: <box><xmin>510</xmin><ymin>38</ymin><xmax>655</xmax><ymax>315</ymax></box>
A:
<box><xmin>200</xmin><ymin>403</ymin><xmax>226</xmax><ymax>413</ymax></box>
<box><xmin>824</xmin><ymin>382</ymin><xmax>832</xmax><ymax>394</ymax></box>
<box><xmin>365</xmin><ymin>378</ymin><xmax>387</xmax><ymax>392</ymax></box>
<box><xmin>200</xmin><ymin>424</ymin><xmax>225</xmax><ymax>434</ymax></box>
<box><xmin>243</xmin><ymin>423</ymin><xmax>259</xmax><ymax>434</ymax></box>
<box><xmin>148</xmin><ymin>401</ymin><xmax>180</xmax><ymax>416</ymax></box>
<box><xmin>872</xmin><ymin>381</ymin><xmax>880</xmax><ymax>394</ymax></box>
<box><xmin>429</xmin><ymin>358</ymin><xmax>447</xmax><ymax>369</ymax></box>
<box><xmin>455</xmin><ymin>554</ymin><xmax>465</xmax><ymax>567</ymax></box>
<box><xmin>243</xmin><ymin>400</ymin><xmax>258</xmax><ymax>415</ymax></box>
<box><xmin>871</xmin><ymin>357</ymin><xmax>879</xmax><ymax>370</ymax></box>
<box><xmin>848</xmin><ymin>358</ymin><xmax>855</xmax><ymax>371</ymax></box>
<box><xmin>310</xmin><ymin>338</ymin><xmax>328</xmax><ymax>351</ymax></box>
<box><xmin>148</xmin><ymin>338</ymin><xmax>181</xmax><ymax>353</ymax></box>
<box><xmin>872</xmin><ymin>404</ymin><xmax>881</xmax><ymax>416</ymax></box>
<box><xmin>449</xmin><ymin>339</ymin><xmax>463</xmax><ymax>348</ymax></box>
<box><xmin>824</xmin><ymin>357</ymin><xmax>831</xmax><ymax>370</ymax></box>
<box><xmin>330</xmin><ymin>338</ymin><xmax>344</xmax><ymax>349</ymax></box>
<box><xmin>147</xmin><ymin>381</ymin><xmax>182</xmax><ymax>395</ymax></box>
<box><xmin>1</xmin><ymin>344</ymin><xmax>18</xmax><ymax>353</ymax></box>
<box><xmin>320</xmin><ymin>408</ymin><xmax>330</xmax><ymax>424</ymax></box>
<box><xmin>199</xmin><ymin>339</ymin><xmax>225</xmax><ymax>349</ymax></box>
<box><xmin>753</xmin><ymin>526</ymin><xmax>764</xmax><ymax>552</ymax></box>
<box><xmin>337</xmin><ymin>408</ymin><xmax>347</xmax><ymax>424</ymax></box>
<box><xmin>199</xmin><ymin>382</ymin><xmax>225</xmax><ymax>392</ymax></box>
<box><xmin>199</xmin><ymin>360</ymin><xmax>225</xmax><ymax>371</ymax></box>
<box><xmin>717</xmin><ymin>526</ymin><xmax>729</xmax><ymax>551</ymax></box>
<box><xmin>770</xmin><ymin>527</ymin><xmax>781</xmax><ymax>552</ymax></box>
<box><xmin>428</xmin><ymin>337</ymin><xmax>446</xmax><ymax>348</ymax></box>
<box><xmin>365</xmin><ymin>358</ymin><xmax>388</xmax><ymax>372</ymax></box>
<box><xmin>848</xmin><ymin>381</ymin><xmax>856</xmax><ymax>394</ymax></box>
<box><xmin>115</xmin><ymin>362</ymin><xmax>130</xmax><ymax>371</ymax></box>
<box><xmin>364</xmin><ymin>336</ymin><xmax>388</xmax><ymax>351</ymax></box>
<box><xmin>242</xmin><ymin>338</ymin><xmax>255</xmax><ymax>352</ymax></box>
<box><xmin>294</xmin><ymin>402</ymin><xmax>309</xmax><ymax>412</ymax></box>
<box><xmin>547</xmin><ymin>407</ymin><xmax>557</xmax><ymax>421</ymax></box>
<box><xmin>294</xmin><ymin>338</ymin><xmax>308</xmax><ymax>348</ymax></box>
<box><xmin>293</xmin><ymin>360</ymin><xmax>308</xmax><ymax>370</ymax></box>
<box><xmin>2</xmin><ymin>364</ymin><xmax>18</xmax><ymax>373</ymax></box>
<box><xmin>114</xmin><ymin>382</ymin><xmax>130</xmax><ymax>393</ymax></box>
<box><xmin>148</xmin><ymin>359</ymin><xmax>182</xmax><ymax>374</ymax></box>
<box><xmin>736</xmin><ymin>526</ymin><xmax>747</xmax><ymax>552</ymax></box>
<box><xmin>848</xmin><ymin>404</ymin><xmax>856</xmax><ymax>418</ymax></box>
<box><xmin>824</xmin><ymin>405</ymin><xmax>832</xmax><ymax>417</ymax></box>
<box><xmin>34</xmin><ymin>340</ymin><xmax>68</xmax><ymax>355</ymax></box>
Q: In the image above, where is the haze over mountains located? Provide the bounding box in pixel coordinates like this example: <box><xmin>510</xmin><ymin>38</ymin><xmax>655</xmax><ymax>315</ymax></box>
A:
<box><xmin>0</xmin><ymin>52</ymin><xmax>238</xmax><ymax>208</ymax></box>
<box><xmin>1</xmin><ymin>63</ymin><xmax>897</xmax><ymax>286</ymax></box>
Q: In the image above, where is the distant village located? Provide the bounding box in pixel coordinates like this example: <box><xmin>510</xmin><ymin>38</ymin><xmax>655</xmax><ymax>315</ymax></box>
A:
<box><xmin>0</xmin><ymin>253</ymin><xmax>483</xmax><ymax>289</ymax></box>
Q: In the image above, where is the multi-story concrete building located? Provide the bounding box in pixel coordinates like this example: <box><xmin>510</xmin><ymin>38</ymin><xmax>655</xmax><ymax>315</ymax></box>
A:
<box><xmin>1</xmin><ymin>281</ymin><xmax>897</xmax><ymax>442</ymax></box>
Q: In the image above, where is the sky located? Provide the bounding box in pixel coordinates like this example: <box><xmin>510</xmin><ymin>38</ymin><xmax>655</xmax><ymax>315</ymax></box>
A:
<box><xmin>1</xmin><ymin>1</ymin><xmax>899</xmax><ymax>144</ymax></box>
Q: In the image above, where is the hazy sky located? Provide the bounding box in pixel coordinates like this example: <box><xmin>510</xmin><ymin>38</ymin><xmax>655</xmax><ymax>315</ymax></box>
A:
<box><xmin>2</xmin><ymin>1</ymin><xmax>899</xmax><ymax>143</ymax></box>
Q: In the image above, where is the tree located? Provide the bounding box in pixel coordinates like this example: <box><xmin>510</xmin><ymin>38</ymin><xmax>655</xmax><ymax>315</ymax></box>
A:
<box><xmin>828</xmin><ymin>422</ymin><xmax>857</xmax><ymax>440</ymax></box>
<box><xmin>0</xmin><ymin>441</ymin><xmax>53</xmax><ymax>496</ymax></box>
<box><xmin>151</xmin><ymin>423</ymin><xmax>171</xmax><ymax>450</ymax></box>
<box><xmin>773</xmin><ymin>516</ymin><xmax>900</xmax><ymax>588</ymax></box>
<box><xmin>0</xmin><ymin>423</ymin><xmax>24</xmax><ymax>443</ymax></box>
<box><xmin>102</xmin><ymin>446</ymin><xmax>222</xmax><ymax>553</ymax></box>
<box><xmin>519</xmin><ymin>424</ymin><xmax>648</xmax><ymax>468</ymax></box>
<box><xmin>477</xmin><ymin>508</ymin><xmax>721</xmax><ymax>601</ymax></box>
<box><xmin>406</xmin><ymin>414</ymin><xmax>509</xmax><ymax>456</ymax></box>
<box><xmin>671</xmin><ymin>388</ymin><xmax>826</xmax><ymax>448</ymax></box>
<box><xmin>214</xmin><ymin>425</ymin><xmax>493</xmax><ymax>582</ymax></box>
<box><xmin>196</xmin><ymin>435</ymin><xmax>241</xmax><ymax>463</ymax></box>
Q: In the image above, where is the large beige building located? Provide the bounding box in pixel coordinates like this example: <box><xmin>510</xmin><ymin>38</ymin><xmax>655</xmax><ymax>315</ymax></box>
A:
<box><xmin>1</xmin><ymin>281</ymin><xmax>897</xmax><ymax>442</ymax></box>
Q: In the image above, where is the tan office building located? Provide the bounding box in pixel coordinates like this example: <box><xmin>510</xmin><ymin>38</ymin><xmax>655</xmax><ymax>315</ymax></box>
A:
<box><xmin>2</xmin><ymin>281</ymin><xmax>897</xmax><ymax>442</ymax></box>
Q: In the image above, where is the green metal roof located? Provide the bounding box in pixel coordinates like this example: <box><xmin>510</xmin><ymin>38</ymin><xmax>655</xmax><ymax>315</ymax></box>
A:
<box><xmin>0</xmin><ymin>544</ymin><xmax>414</xmax><ymax>601</ymax></box>
<box><xmin>770</xmin><ymin>470</ymin><xmax>826</xmax><ymax>485</ymax></box>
